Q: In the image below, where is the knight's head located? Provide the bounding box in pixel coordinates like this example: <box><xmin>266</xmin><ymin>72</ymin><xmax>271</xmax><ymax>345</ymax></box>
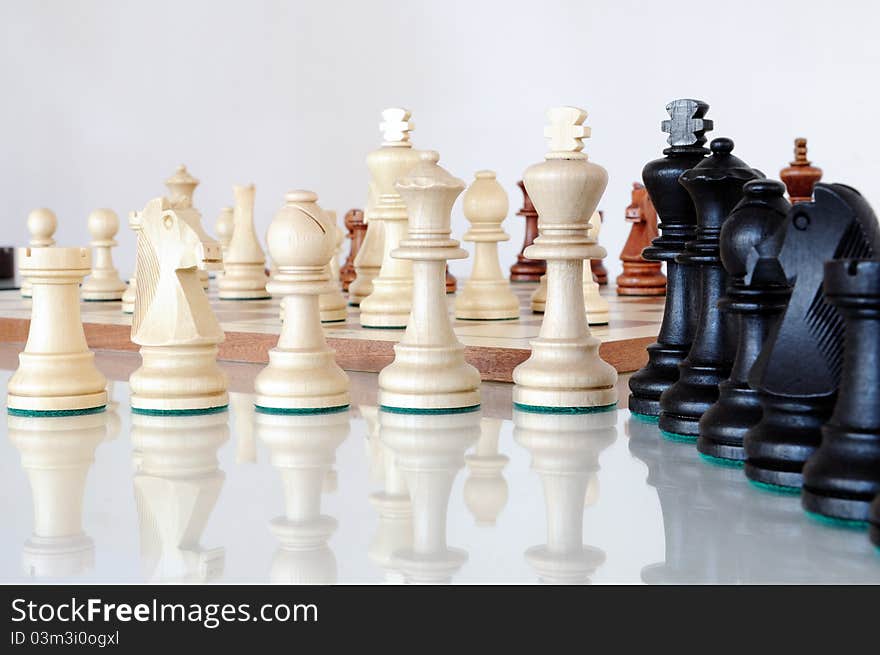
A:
<box><xmin>138</xmin><ymin>198</ymin><xmax>221</xmax><ymax>272</ymax></box>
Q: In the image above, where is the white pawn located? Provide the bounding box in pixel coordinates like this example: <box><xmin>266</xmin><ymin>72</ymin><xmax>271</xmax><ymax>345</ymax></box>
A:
<box><xmin>582</xmin><ymin>211</ymin><xmax>610</xmax><ymax>325</ymax></box>
<box><xmin>219</xmin><ymin>184</ymin><xmax>270</xmax><ymax>300</ymax></box>
<box><xmin>254</xmin><ymin>191</ymin><xmax>350</xmax><ymax>413</ymax></box>
<box><xmin>165</xmin><ymin>165</ymin><xmax>210</xmax><ymax>290</ymax></box>
<box><xmin>82</xmin><ymin>209</ymin><xmax>127</xmax><ymax>301</ymax></box>
<box><xmin>21</xmin><ymin>208</ymin><xmax>57</xmax><ymax>298</ymax></box>
<box><xmin>455</xmin><ymin>171</ymin><xmax>520</xmax><ymax>320</ymax></box>
<box><xmin>513</xmin><ymin>106</ymin><xmax>618</xmax><ymax>412</ymax></box>
<box><xmin>8</xmin><ymin>247</ymin><xmax>108</xmax><ymax>415</ymax></box>
<box><xmin>463</xmin><ymin>417</ymin><xmax>509</xmax><ymax>526</ymax></box>
<box><xmin>215</xmin><ymin>206</ymin><xmax>234</xmax><ymax>278</ymax></box>
<box><xmin>121</xmin><ymin>211</ymin><xmax>140</xmax><ymax>314</ymax></box>
<box><xmin>318</xmin><ymin>209</ymin><xmax>347</xmax><ymax>323</ymax></box>
<box><xmin>378</xmin><ymin>152</ymin><xmax>481</xmax><ymax>412</ymax></box>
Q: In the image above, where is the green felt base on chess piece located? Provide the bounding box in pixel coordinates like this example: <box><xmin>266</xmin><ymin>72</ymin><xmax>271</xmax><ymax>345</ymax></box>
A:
<box><xmin>631</xmin><ymin>412</ymin><xmax>659</xmax><ymax>424</ymax></box>
<box><xmin>83</xmin><ymin>298</ymin><xmax>121</xmax><ymax>302</ymax></box>
<box><xmin>347</xmin><ymin>302</ymin><xmax>360</xmax><ymax>307</ymax></box>
<box><xmin>804</xmin><ymin>510</ymin><xmax>868</xmax><ymax>531</ymax></box>
<box><xmin>660</xmin><ymin>429</ymin><xmax>697</xmax><ymax>443</ymax></box>
<box><xmin>320</xmin><ymin>319</ymin><xmax>346</xmax><ymax>324</ymax></box>
<box><xmin>7</xmin><ymin>405</ymin><xmax>106</xmax><ymax>418</ymax></box>
<box><xmin>379</xmin><ymin>404</ymin><xmax>480</xmax><ymax>415</ymax></box>
<box><xmin>514</xmin><ymin>402</ymin><xmax>617</xmax><ymax>415</ymax></box>
<box><xmin>255</xmin><ymin>404</ymin><xmax>349</xmax><ymax>416</ymax></box>
<box><xmin>361</xmin><ymin>325</ymin><xmax>406</xmax><ymax>330</ymax></box>
<box><xmin>456</xmin><ymin>317</ymin><xmax>519</xmax><ymax>322</ymax></box>
<box><xmin>699</xmin><ymin>452</ymin><xmax>745</xmax><ymax>468</ymax></box>
<box><xmin>748</xmin><ymin>478</ymin><xmax>800</xmax><ymax>495</ymax></box>
<box><xmin>131</xmin><ymin>405</ymin><xmax>228</xmax><ymax>417</ymax></box>
<box><xmin>220</xmin><ymin>296</ymin><xmax>271</xmax><ymax>301</ymax></box>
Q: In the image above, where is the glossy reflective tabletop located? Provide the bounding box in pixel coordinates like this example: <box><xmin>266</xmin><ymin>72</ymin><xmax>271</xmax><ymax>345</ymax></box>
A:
<box><xmin>0</xmin><ymin>346</ymin><xmax>877</xmax><ymax>584</ymax></box>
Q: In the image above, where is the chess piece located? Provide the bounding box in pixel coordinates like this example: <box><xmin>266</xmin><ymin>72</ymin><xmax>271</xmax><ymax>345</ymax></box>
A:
<box><xmin>454</xmin><ymin>170</ymin><xmax>519</xmax><ymax>320</ymax></box>
<box><xmin>215</xmin><ymin>206</ymin><xmax>234</xmax><ymax>264</ymax></box>
<box><xmin>165</xmin><ymin>165</ymin><xmax>210</xmax><ymax>290</ymax></box>
<box><xmin>378</xmin><ymin>153</ymin><xmax>481</xmax><ymax>412</ymax></box>
<box><xmin>780</xmin><ymin>138</ymin><xmax>822</xmax><ymax>203</ymax></box>
<box><xmin>339</xmin><ymin>208</ymin><xmax>365</xmax><ymax>291</ymax></box>
<box><xmin>658</xmin><ymin>138</ymin><xmax>761</xmax><ymax>440</ymax></box>
<box><xmin>318</xmin><ymin>209</ymin><xmax>347</xmax><ymax>323</ymax></box>
<box><xmin>81</xmin><ymin>208</ymin><xmax>128</xmax><ymax>301</ymax></box>
<box><xmin>628</xmin><ymin>99</ymin><xmax>712</xmax><ymax>418</ymax></box>
<box><xmin>513</xmin><ymin>106</ymin><xmax>618</xmax><ymax>412</ymax></box>
<box><xmin>697</xmin><ymin>180</ymin><xmax>791</xmax><ymax>463</ymax></box>
<box><xmin>348</xmin><ymin>184</ymin><xmax>382</xmax><ymax>305</ymax></box>
<box><xmin>7</xmin><ymin>247</ymin><xmax>108</xmax><ymax>415</ymax></box>
<box><xmin>254</xmin><ymin>191</ymin><xmax>350</xmax><ymax>413</ymax></box>
<box><xmin>10</xmin><ymin>411</ymin><xmax>111</xmax><ymax>578</ymax></box>
<box><xmin>121</xmin><ymin>211</ymin><xmax>141</xmax><ymax>314</ymax></box>
<box><xmin>871</xmin><ymin>494</ymin><xmax>880</xmax><ymax>548</ymax></box>
<box><xmin>463</xmin><ymin>417</ymin><xmax>509</xmax><ymax>526</ymax></box>
<box><xmin>509</xmin><ymin>181</ymin><xmax>545</xmax><ymax>282</ymax></box>
<box><xmin>590</xmin><ymin>211</ymin><xmax>608</xmax><ymax>285</ymax></box>
<box><xmin>218</xmin><ymin>184</ymin><xmax>270</xmax><ymax>300</ymax></box>
<box><xmin>129</xmin><ymin>197</ymin><xmax>227</xmax><ymax>414</ymax></box>
<box><xmin>616</xmin><ymin>183</ymin><xmax>666</xmax><ymax>295</ymax></box>
<box><xmin>445</xmin><ymin>265</ymin><xmax>457</xmax><ymax>294</ymax></box>
<box><xmin>381</xmin><ymin>409</ymin><xmax>479</xmax><ymax>583</ymax></box>
<box><xmin>20</xmin><ymin>208</ymin><xmax>57</xmax><ymax>298</ymax></box>
<box><xmin>801</xmin><ymin>258</ymin><xmax>880</xmax><ymax>523</ymax></box>
<box><xmin>745</xmin><ymin>184</ymin><xmax>880</xmax><ymax>490</ymax></box>
<box><xmin>132</xmin><ymin>411</ymin><xmax>228</xmax><ymax>582</ymax></box>
<box><xmin>530</xmin><ymin>273</ymin><xmax>547</xmax><ymax>312</ymax></box>
<box><xmin>582</xmin><ymin>211</ymin><xmax>610</xmax><ymax>325</ymax></box>
<box><xmin>359</xmin><ymin>109</ymin><xmax>422</xmax><ymax>327</ymax></box>
<box><xmin>230</xmin><ymin>391</ymin><xmax>257</xmax><ymax>464</ymax></box>
<box><xmin>257</xmin><ymin>410</ymin><xmax>349</xmax><ymax>584</ymax></box>
<box><xmin>514</xmin><ymin>409</ymin><xmax>617</xmax><ymax>584</ymax></box>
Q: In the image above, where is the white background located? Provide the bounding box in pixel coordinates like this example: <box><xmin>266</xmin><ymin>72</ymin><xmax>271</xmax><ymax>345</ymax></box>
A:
<box><xmin>0</xmin><ymin>0</ymin><xmax>874</xmax><ymax>282</ymax></box>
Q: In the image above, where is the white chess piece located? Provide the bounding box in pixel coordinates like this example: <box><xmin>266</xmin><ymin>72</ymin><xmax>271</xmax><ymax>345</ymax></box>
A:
<box><xmin>512</xmin><ymin>106</ymin><xmax>618</xmax><ymax>412</ymax></box>
<box><xmin>454</xmin><ymin>171</ymin><xmax>520</xmax><ymax>320</ymax></box>
<box><xmin>20</xmin><ymin>208</ymin><xmax>57</xmax><ymax>298</ymax></box>
<box><xmin>128</xmin><ymin>197</ymin><xmax>227</xmax><ymax>414</ymax></box>
<box><xmin>530</xmin><ymin>273</ymin><xmax>547</xmax><ymax>313</ymax></box>
<box><xmin>463</xmin><ymin>417</ymin><xmax>509</xmax><ymax>526</ymax></box>
<box><xmin>165</xmin><ymin>165</ymin><xmax>210</xmax><ymax>290</ymax></box>
<box><xmin>219</xmin><ymin>184</ymin><xmax>269</xmax><ymax>300</ymax></box>
<box><xmin>583</xmin><ymin>211</ymin><xmax>610</xmax><ymax>325</ymax></box>
<box><xmin>377</xmin><ymin>152</ymin><xmax>481</xmax><ymax>412</ymax></box>
<box><xmin>121</xmin><ymin>211</ymin><xmax>141</xmax><ymax>314</ymax></box>
<box><xmin>7</xmin><ymin>247</ymin><xmax>108</xmax><ymax>415</ymax></box>
<box><xmin>348</xmin><ymin>182</ymin><xmax>382</xmax><ymax>306</ymax></box>
<box><xmin>215</xmin><ymin>206</ymin><xmax>234</xmax><ymax>280</ymax></box>
<box><xmin>359</xmin><ymin>108</ymin><xmax>422</xmax><ymax>327</ymax></box>
<box><xmin>254</xmin><ymin>190</ymin><xmax>350</xmax><ymax>413</ymax></box>
<box><xmin>318</xmin><ymin>209</ymin><xmax>347</xmax><ymax>323</ymax></box>
<box><xmin>82</xmin><ymin>209</ymin><xmax>128</xmax><ymax>301</ymax></box>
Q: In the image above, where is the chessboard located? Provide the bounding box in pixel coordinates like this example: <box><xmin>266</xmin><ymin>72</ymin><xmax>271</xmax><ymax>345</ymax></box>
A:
<box><xmin>0</xmin><ymin>282</ymin><xmax>661</xmax><ymax>383</ymax></box>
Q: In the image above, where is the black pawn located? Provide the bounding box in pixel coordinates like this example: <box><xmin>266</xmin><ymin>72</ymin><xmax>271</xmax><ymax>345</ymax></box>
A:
<box><xmin>658</xmin><ymin>138</ymin><xmax>761</xmax><ymax>440</ymax></box>
<box><xmin>745</xmin><ymin>184</ymin><xmax>880</xmax><ymax>490</ymax></box>
<box><xmin>697</xmin><ymin>180</ymin><xmax>791</xmax><ymax>463</ymax></box>
<box><xmin>629</xmin><ymin>99</ymin><xmax>711</xmax><ymax>419</ymax></box>
<box><xmin>801</xmin><ymin>259</ymin><xmax>880</xmax><ymax>522</ymax></box>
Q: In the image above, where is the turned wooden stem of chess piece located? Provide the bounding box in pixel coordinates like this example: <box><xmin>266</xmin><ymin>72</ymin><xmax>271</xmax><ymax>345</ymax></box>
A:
<box><xmin>215</xmin><ymin>206</ymin><xmax>234</xmax><ymax>277</ymax></box>
<box><xmin>348</xmin><ymin>184</ymin><xmax>382</xmax><ymax>306</ymax></box>
<box><xmin>582</xmin><ymin>211</ymin><xmax>610</xmax><ymax>324</ymax></box>
<box><xmin>129</xmin><ymin>198</ymin><xmax>228</xmax><ymax>414</ymax></box>
<box><xmin>360</xmin><ymin>108</ymin><xmax>423</xmax><ymax>328</ymax></box>
<box><xmin>510</xmin><ymin>181</ymin><xmax>545</xmax><ymax>282</ymax></box>
<box><xmin>219</xmin><ymin>184</ymin><xmax>270</xmax><ymax>300</ymax></box>
<box><xmin>165</xmin><ymin>165</ymin><xmax>210</xmax><ymax>291</ymax></box>
<box><xmin>616</xmin><ymin>183</ymin><xmax>667</xmax><ymax>296</ymax></box>
<box><xmin>780</xmin><ymin>138</ymin><xmax>822</xmax><ymax>204</ymax></box>
<box><xmin>513</xmin><ymin>106</ymin><xmax>618</xmax><ymax>412</ymax></box>
<box><xmin>82</xmin><ymin>208</ymin><xmax>128</xmax><ymax>301</ymax></box>
<box><xmin>20</xmin><ymin>208</ymin><xmax>57</xmax><ymax>298</ymax></box>
<box><xmin>340</xmin><ymin>208</ymin><xmax>365</xmax><ymax>292</ymax></box>
<box><xmin>254</xmin><ymin>191</ymin><xmax>350</xmax><ymax>413</ymax></box>
<box><xmin>319</xmin><ymin>209</ymin><xmax>347</xmax><ymax>323</ymax></box>
<box><xmin>454</xmin><ymin>170</ymin><xmax>519</xmax><ymax>320</ymax></box>
<box><xmin>8</xmin><ymin>247</ymin><xmax>108</xmax><ymax>415</ymax></box>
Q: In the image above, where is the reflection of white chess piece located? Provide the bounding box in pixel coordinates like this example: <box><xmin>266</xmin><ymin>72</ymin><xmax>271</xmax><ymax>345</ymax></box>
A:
<box><xmin>229</xmin><ymin>391</ymin><xmax>257</xmax><ymax>464</ymax></box>
<box><xmin>10</xmin><ymin>412</ymin><xmax>110</xmax><ymax>578</ymax></box>
<box><xmin>132</xmin><ymin>411</ymin><xmax>228</xmax><ymax>582</ymax></box>
<box><xmin>360</xmin><ymin>404</ymin><xmax>384</xmax><ymax>485</ymax></box>
<box><xmin>82</xmin><ymin>208</ymin><xmax>128</xmax><ymax>301</ymax></box>
<box><xmin>463</xmin><ymin>417</ymin><xmax>509</xmax><ymax>526</ymax></box>
<box><xmin>21</xmin><ymin>208</ymin><xmax>57</xmax><ymax>298</ymax></box>
<box><xmin>514</xmin><ymin>408</ymin><xmax>617</xmax><ymax>584</ymax></box>
<box><xmin>381</xmin><ymin>410</ymin><xmax>480</xmax><ymax>584</ymax></box>
<box><xmin>256</xmin><ymin>410</ymin><xmax>350</xmax><ymax>585</ymax></box>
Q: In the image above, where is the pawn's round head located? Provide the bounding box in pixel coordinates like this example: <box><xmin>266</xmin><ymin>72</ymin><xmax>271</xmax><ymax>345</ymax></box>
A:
<box><xmin>87</xmin><ymin>208</ymin><xmax>120</xmax><ymax>240</ymax></box>
<box><xmin>463</xmin><ymin>170</ymin><xmax>509</xmax><ymax>224</ymax></box>
<box><xmin>27</xmin><ymin>208</ymin><xmax>57</xmax><ymax>239</ymax></box>
<box><xmin>267</xmin><ymin>190</ymin><xmax>335</xmax><ymax>269</ymax></box>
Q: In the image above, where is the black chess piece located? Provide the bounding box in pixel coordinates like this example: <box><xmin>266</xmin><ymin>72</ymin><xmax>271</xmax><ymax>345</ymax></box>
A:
<box><xmin>801</xmin><ymin>258</ymin><xmax>880</xmax><ymax>523</ymax></box>
<box><xmin>870</xmin><ymin>493</ymin><xmax>880</xmax><ymax>548</ymax></box>
<box><xmin>628</xmin><ymin>99</ymin><xmax>712</xmax><ymax>419</ymax></box>
<box><xmin>658</xmin><ymin>138</ymin><xmax>762</xmax><ymax>440</ymax></box>
<box><xmin>745</xmin><ymin>184</ymin><xmax>880</xmax><ymax>490</ymax></box>
<box><xmin>697</xmin><ymin>180</ymin><xmax>791</xmax><ymax>463</ymax></box>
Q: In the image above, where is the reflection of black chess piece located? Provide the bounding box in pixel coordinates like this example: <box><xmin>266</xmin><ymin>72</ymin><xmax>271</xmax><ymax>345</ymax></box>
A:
<box><xmin>629</xmin><ymin>99</ymin><xmax>711</xmax><ymax>418</ymax></box>
<box><xmin>515</xmin><ymin>410</ymin><xmax>616</xmax><ymax>584</ymax></box>
<box><xmin>746</xmin><ymin>185</ymin><xmax>880</xmax><ymax>490</ymax></box>
<box><xmin>10</xmin><ymin>412</ymin><xmax>111</xmax><ymax>579</ymax></box>
<box><xmin>802</xmin><ymin>259</ymin><xmax>880</xmax><ymax>524</ymax></box>
<box><xmin>257</xmin><ymin>410</ymin><xmax>349</xmax><ymax>585</ymax></box>
<box><xmin>381</xmin><ymin>410</ymin><xmax>479</xmax><ymax>584</ymax></box>
<box><xmin>698</xmin><ymin>180</ymin><xmax>791</xmax><ymax>463</ymax></box>
<box><xmin>132</xmin><ymin>412</ymin><xmax>228</xmax><ymax>582</ymax></box>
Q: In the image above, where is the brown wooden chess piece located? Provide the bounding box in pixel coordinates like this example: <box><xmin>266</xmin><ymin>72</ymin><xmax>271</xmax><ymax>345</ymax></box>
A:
<box><xmin>446</xmin><ymin>265</ymin><xmax>457</xmax><ymax>293</ymax></box>
<box><xmin>509</xmin><ymin>180</ymin><xmax>545</xmax><ymax>282</ymax></box>
<box><xmin>617</xmin><ymin>183</ymin><xmax>666</xmax><ymax>296</ymax></box>
<box><xmin>780</xmin><ymin>138</ymin><xmax>822</xmax><ymax>203</ymax></box>
<box><xmin>590</xmin><ymin>210</ymin><xmax>608</xmax><ymax>285</ymax></box>
<box><xmin>340</xmin><ymin>208</ymin><xmax>365</xmax><ymax>291</ymax></box>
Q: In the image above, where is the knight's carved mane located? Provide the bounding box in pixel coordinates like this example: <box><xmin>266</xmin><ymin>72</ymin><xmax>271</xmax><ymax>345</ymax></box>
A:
<box><xmin>132</xmin><ymin>199</ymin><xmax>165</xmax><ymax>338</ymax></box>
